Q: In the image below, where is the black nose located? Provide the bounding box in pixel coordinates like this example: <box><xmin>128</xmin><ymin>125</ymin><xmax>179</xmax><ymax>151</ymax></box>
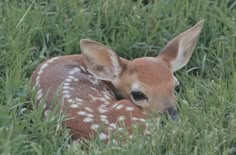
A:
<box><xmin>166</xmin><ymin>107</ymin><xmax>178</xmax><ymax>121</ymax></box>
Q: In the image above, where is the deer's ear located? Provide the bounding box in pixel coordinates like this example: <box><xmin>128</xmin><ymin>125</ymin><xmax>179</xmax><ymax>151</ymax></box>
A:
<box><xmin>159</xmin><ymin>20</ymin><xmax>204</xmax><ymax>72</ymax></box>
<box><xmin>80</xmin><ymin>39</ymin><xmax>124</xmax><ymax>81</ymax></box>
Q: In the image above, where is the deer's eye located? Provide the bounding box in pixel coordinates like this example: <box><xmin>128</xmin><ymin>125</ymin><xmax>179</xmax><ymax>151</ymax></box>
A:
<box><xmin>130</xmin><ymin>91</ymin><xmax>147</xmax><ymax>101</ymax></box>
<box><xmin>175</xmin><ymin>81</ymin><xmax>181</xmax><ymax>92</ymax></box>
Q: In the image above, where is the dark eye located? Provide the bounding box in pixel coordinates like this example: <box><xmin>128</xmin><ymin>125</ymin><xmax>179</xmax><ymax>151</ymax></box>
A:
<box><xmin>130</xmin><ymin>91</ymin><xmax>147</xmax><ymax>101</ymax></box>
<box><xmin>175</xmin><ymin>81</ymin><xmax>181</xmax><ymax>93</ymax></box>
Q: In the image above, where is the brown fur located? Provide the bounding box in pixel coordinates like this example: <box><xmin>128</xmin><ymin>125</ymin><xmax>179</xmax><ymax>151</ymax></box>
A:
<box><xmin>30</xmin><ymin>20</ymin><xmax>204</xmax><ymax>141</ymax></box>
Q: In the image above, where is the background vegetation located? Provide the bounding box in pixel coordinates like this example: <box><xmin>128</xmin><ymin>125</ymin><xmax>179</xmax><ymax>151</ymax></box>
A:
<box><xmin>0</xmin><ymin>0</ymin><xmax>235</xmax><ymax>154</ymax></box>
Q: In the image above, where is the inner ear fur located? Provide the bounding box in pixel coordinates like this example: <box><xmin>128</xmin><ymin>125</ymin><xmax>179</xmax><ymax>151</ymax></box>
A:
<box><xmin>80</xmin><ymin>39</ymin><xmax>127</xmax><ymax>81</ymax></box>
<box><xmin>159</xmin><ymin>20</ymin><xmax>204</xmax><ymax>72</ymax></box>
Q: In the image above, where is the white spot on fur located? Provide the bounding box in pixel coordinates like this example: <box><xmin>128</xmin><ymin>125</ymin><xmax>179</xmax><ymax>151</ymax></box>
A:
<box><xmin>47</xmin><ymin>59</ymin><xmax>54</xmax><ymax>63</ymax></box>
<box><xmin>91</xmin><ymin>124</ymin><xmax>99</xmax><ymax>130</ymax></box>
<box><xmin>71</xmin><ymin>139</ymin><xmax>81</xmax><ymax>146</ymax></box>
<box><xmin>109</xmin><ymin>123</ymin><xmax>116</xmax><ymax>129</ymax></box>
<box><xmin>91</xmin><ymin>87</ymin><xmax>97</xmax><ymax>91</ymax></box>
<box><xmin>64</xmin><ymin>94</ymin><xmax>71</xmax><ymax>98</ymax></box>
<box><xmin>139</xmin><ymin>118</ymin><xmax>145</xmax><ymax>122</ymax></box>
<box><xmin>98</xmin><ymin>104</ymin><xmax>106</xmax><ymax>109</ymax></box>
<box><xmin>38</xmin><ymin>69</ymin><xmax>44</xmax><ymax>75</ymax></box>
<box><xmin>65</xmin><ymin>78</ymin><xmax>72</xmax><ymax>82</ymax></box>
<box><xmin>88</xmin><ymin>94</ymin><xmax>96</xmax><ymax>101</ymax></box>
<box><xmin>115</xmin><ymin>105</ymin><xmax>124</xmax><ymax>110</ymax></box>
<box><xmin>63</xmin><ymin>90</ymin><xmax>70</xmax><ymax>94</ymax></box>
<box><xmin>86</xmin><ymin>113</ymin><xmax>94</xmax><ymax>118</ymax></box>
<box><xmin>41</xmin><ymin>63</ymin><xmax>48</xmax><ymax>70</ymax></box>
<box><xmin>131</xmin><ymin>117</ymin><xmax>146</xmax><ymax>122</ymax></box>
<box><xmin>36</xmin><ymin>76</ymin><xmax>40</xmax><ymax>81</ymax></box>
<box><xmin>101</xmin><ymin>118</ymin><xmax>109</xmax><ymax>124</ymax></box>
<box><xmin>47</xmin><ymin>57</ymin><xmax>59</xmax><ymax>63</ymax></box>
<box><xmin>37</xmin><ymin>88</ymin><xmax>42</xmax><ymax>94</ymax></box>
<box><xmin>99</xmin><ymin>97</ymin><xmax>107</xmax><ymax>102</ymax></box>
<box><xmin>63</xmin><ymin>82</ymin><xmax>70</xmax><ymax>86</ymax></box>
<box><xmin>117</xmin><ymin>116</ymin><xmax>125</xmax><ymax>121</ymax></box>
<box><xmin>36</xmin><ymin>89</ymin><xmax>43</xmax><ymax>100</ymax></box>
<box><xmin>63</xmin><ymin>86</ymin><xmax>73</xmax><ymax>90</ymax></box>
<box><xmin>84</xmin><ymin>107</ymin><xmax>93</xmax><ymax>112</ymax></box>
<box><xmin>69</xmin><ymin>67</ymin><xmax>81</xmax><ymax>75</ymax></box>
<box><xmin>67</xmin><ymin>99</ymin><xmax>75</xmax><ymax>103</ymax></box>
<box><xmin>83</xmin><ymin>117</ymin><xmax>93</xmax><ymax>123</ymax></box>
<box><xmin>98</xmin><ymin>108</ymin><xmax>107</xmax><ymax>113</ymax></box>
<box><xmin>112</xmin><ymin>103</ymin><xmax>118</xmax><ymax>109</ymax></box>
<box><xmin>131</xmin><ymin>117</ymin><xmax>139</xmax><ymax>121</ymax></box>
<box><xmin>36</xmin><ymin>76</ymin><xmax>40</xmax><ymax>84</ymax></box>
<box><xmin>78</xmin><ymin>111</ymin><xmax>87</xmax><ymax>116</ymax></box>
<box><xmin>100</xmin><ymin>115</ymin><xmax>107</xmax><ymax>119</ymax></box>
<box><xmin>75</xmin><ymin>102</ymin><xmax>83</xmax><ymax>106</ymax></box>
<box><xmin>104</xmin><ymin>101</ymin><xmax>111</xmax><ymax>105</ymax></box>
<box><xmin>125</xmin><ymin>107</ymin><xmax>134</xmax><ymax>111</ymax></box>
<box><xmin>70</xmin><ymin>104</ymin><xmax>79</xmax><ymax>108</ymax></box>
<box><xmin>68</xmin><ymin>75</ymin><xmax>75</xmax><ymax>79</ymax></box>
<box><xmin>69</xmin><ymin>70</ymin><xmax>76</xmax><ymax>75</ymax></box>
<box><xmin>104</xmin><ymin>94</ymin><xmax>111</xmax><ymax>100</ymax></box>
<box><xmin>75</xmin><ymin>97</ymin><xmax>83</xmax><ymax>102</ymax></box>
<box><xmin>99</xmin><ymin>133</ymin><xmax>108</xmax><ymax>140</ymax></box>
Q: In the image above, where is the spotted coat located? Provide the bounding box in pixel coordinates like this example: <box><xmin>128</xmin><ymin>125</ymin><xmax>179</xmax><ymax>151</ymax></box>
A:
<box><xmin>31</xmin><ymin>55</ymin><xmax>147</xmax><ymax>141</ymax></box>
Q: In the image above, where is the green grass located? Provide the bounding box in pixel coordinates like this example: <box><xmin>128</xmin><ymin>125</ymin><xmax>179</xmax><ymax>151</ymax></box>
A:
<box><xmin>0</xmin><ymin>0</ymin><xmax>236</xmax><ymax>154</ymax></box>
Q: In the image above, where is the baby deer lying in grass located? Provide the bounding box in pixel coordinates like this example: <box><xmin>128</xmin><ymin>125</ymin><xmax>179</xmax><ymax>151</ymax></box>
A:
<box><xmin>31</xmin><ymin>20</ymin><xmax>204</xmax><ymax>141</ymax></box>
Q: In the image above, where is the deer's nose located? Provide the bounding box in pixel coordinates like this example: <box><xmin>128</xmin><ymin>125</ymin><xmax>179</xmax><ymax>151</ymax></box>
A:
<box><xmin>165</xmin><ymin>107</ymin><xmax>178</xmax><ymax>121</ymax></box>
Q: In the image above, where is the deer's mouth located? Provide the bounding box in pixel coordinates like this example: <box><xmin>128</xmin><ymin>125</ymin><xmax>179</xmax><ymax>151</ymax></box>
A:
<box><xmin>165</xmin><ymin>107</ymin><xmax>178</xmax><ymax>121</ymax></box>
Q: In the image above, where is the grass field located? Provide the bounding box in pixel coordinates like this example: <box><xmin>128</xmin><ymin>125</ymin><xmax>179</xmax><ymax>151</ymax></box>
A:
<box><xmin>0</xmin><ymin>0</ymin><xmax>236</xmax><ymax>154</ymax></box>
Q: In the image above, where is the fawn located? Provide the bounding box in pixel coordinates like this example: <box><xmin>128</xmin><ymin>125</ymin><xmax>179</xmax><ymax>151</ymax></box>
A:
<box><xmin>31</xmin><ymin>20</ymin><xmax>204</xmax><ymax>141</ymax></box>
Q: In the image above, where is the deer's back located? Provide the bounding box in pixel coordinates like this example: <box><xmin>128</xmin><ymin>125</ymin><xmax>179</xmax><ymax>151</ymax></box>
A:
<box><xmin>31</xmin><ymin>55</ymin><xmax>146</xmax><ymax>140</ymax></box>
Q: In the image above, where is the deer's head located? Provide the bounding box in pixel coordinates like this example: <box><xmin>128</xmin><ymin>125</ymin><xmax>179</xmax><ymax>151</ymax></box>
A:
<box><xmin>80</xmin><ymin>20</ymin><xmax>204</xmax><ymax>120</ymax></box>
